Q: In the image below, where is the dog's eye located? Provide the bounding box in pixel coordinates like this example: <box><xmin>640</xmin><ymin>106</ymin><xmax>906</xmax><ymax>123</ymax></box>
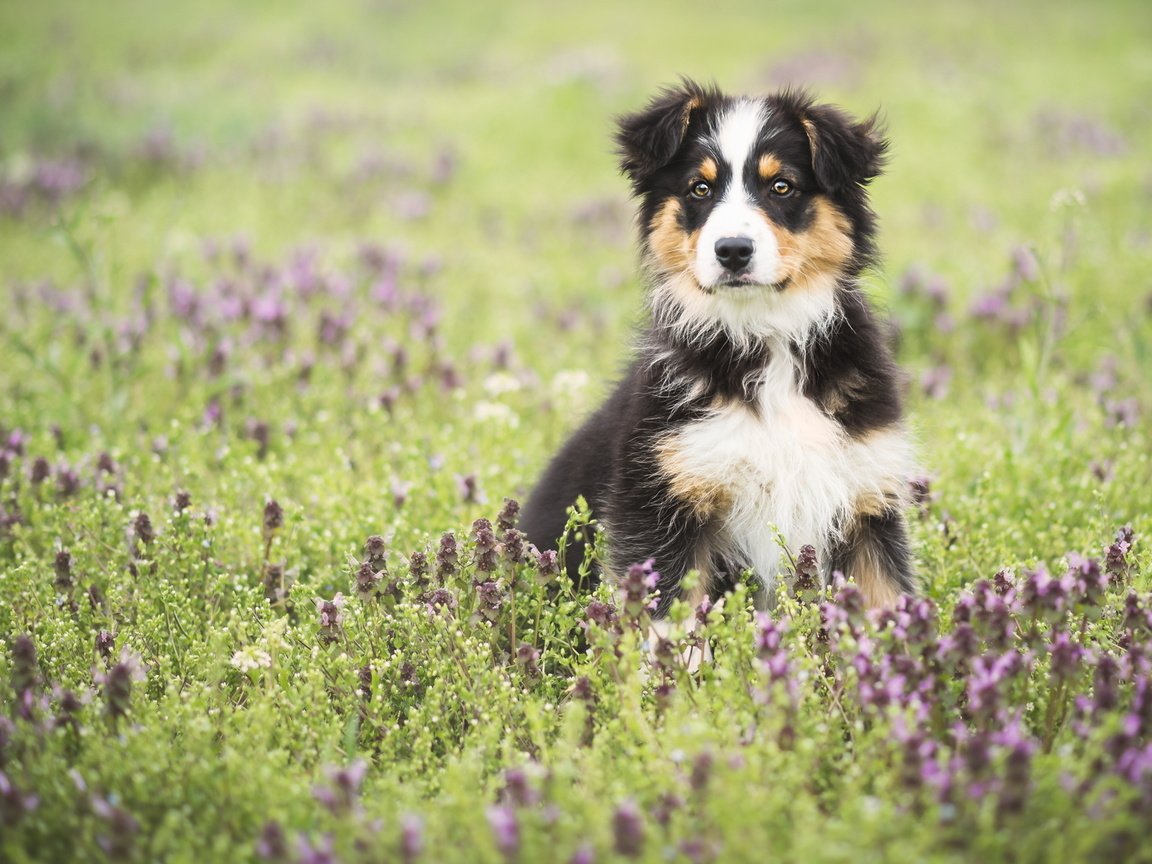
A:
<box><xmin>689</xmin><ymin>181</ymin><xmax>712</xmax><ymax>200</ymax></box>
<box><xmin>771</xmin><ymin>179</ymin><xmax>793</xmax><ymax>196</ymax></box>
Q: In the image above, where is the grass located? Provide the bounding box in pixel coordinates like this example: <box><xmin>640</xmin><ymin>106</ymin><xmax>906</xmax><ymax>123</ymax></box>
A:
<box><xmin>1</xmin><ymin>0</ymin><xmax>1151</xmax><ymax>861</ymax></box>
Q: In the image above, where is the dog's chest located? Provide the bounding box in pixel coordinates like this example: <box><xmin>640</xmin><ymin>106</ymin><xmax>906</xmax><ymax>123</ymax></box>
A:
<box><xmin>656</xmin><ymin>354</ymin><xmax>908</xmax><ymax>590</ymax></box>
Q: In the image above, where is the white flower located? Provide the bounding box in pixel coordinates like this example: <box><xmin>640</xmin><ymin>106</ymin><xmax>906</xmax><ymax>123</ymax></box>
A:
<box><xmin>473</xmin><ymin>401</ymin><xmax>520</xmax><ymax>427</ymax></box>
<box><xmin>230</xmin><ymin>647</ymin><xmax>272</xmax><ymax>674</ymax></box>
<box><xmin>483</xmin><ymin>372</ymin><xmax>522</xmax><ymax>396</ymax></box>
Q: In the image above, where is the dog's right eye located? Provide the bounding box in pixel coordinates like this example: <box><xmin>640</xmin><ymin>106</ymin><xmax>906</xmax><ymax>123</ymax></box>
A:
<box><xmin>689</xmin><ymin>181</ymin><xmax>712</xmax><ymax>200</ymax></box>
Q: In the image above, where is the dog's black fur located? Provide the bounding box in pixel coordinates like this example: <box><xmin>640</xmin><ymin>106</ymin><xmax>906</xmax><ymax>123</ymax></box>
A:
<box><xmin>521</xmin><ymin>81</ymin><xmax>915</xmax><ymax>615</ymax></box>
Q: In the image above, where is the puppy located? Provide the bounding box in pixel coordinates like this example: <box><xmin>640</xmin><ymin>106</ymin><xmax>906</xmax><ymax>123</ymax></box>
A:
<box><xmin>521</xmin><ymin>80</ymin><xmax>916</xmax><ymax>616</ymax></box>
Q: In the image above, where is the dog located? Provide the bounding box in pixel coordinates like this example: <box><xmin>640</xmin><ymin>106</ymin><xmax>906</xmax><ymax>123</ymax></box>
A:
<box><xmin>521</xmin><ymin>80</ymin><xmax>916</xmax><ymax>617</ymax></box>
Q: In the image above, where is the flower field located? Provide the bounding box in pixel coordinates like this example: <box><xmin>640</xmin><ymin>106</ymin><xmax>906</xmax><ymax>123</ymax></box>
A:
<box><xmin>1</xmin><ymin>0</ymin><xmax>1150</xmax><ymax>861</ymax></box>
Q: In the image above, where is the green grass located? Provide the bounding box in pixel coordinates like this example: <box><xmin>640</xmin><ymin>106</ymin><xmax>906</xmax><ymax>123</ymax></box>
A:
<box><xmin>1</xmin><ymin>0</ymin><xmax>1151</xmax><ymax>861</ymax></box>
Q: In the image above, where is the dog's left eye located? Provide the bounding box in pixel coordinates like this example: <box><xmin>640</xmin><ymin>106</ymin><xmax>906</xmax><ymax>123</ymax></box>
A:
<box><xmin>689</xmin><ymin>181</ymin><xmax>712</xmax><ymax>199</ymax></box>
<box><xmin>771</xmin><ymin>179</ymin><xmax>793</xmax><ymax>196</ymax></box>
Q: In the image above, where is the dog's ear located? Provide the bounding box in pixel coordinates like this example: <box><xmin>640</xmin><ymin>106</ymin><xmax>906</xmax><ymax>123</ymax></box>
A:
<box><xmin>616</xmin><ymin>80</ymin><xmax>711</xmax><ymax>187</ymax></box>
<box><xmin>798</xmin><ymin>100</ymin><xmax>888</xmax><ymax>192</ymax></box>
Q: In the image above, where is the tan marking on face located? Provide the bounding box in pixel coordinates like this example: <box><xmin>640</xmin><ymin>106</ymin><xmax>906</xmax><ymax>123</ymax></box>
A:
<box><xmin>647</xmin><ymin>198</ymin><xmax>700</xmax><ymax>276</ymax></box>
<box><xmin>698</xmin><ymin>157</ymin><xmax>718</xmax><ymax>183</ymax></box>
<box><xmin>770</xmin><ymin>196</ymin><xmax>854</xmax><ymax>288</ymax></box>
<box><xmin>758</xmin><ymin>154</ymin><xmax>783</xmax><ymax>180</ymax></box>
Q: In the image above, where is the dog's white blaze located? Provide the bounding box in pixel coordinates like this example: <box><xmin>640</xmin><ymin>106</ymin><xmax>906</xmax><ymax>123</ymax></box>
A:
<box><xmin>659</xmin><ymin>345</ymin><xmax>914</xmax><ymax>602</ymax></box>
<box><xmin>694</xmin><ymin>99</ymin><xmax>781</xmax><ymax>289</ymax></box>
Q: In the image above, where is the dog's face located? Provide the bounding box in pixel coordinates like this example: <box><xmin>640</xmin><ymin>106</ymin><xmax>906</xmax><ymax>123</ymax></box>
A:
<box><xmin>617</xmin><ymin>82</ymin><xmax>887</xmax><ymax>345</ymax></box>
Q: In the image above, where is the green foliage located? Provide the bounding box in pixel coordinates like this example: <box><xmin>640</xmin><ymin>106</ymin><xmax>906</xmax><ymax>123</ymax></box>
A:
<box><xmin>1</xmin><ymin>0</ymin><xmax>1151</xmax><ymax>861</ymax></box>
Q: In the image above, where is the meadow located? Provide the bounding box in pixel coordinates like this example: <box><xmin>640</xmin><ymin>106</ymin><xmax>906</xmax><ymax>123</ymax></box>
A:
<box><xmin>1</xmin><ymin>0</ymin><xmax>1151</xmax><ymax>861</ymax></box>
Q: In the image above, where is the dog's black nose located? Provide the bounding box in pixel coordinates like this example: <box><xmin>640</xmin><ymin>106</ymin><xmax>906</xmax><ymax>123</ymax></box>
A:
<box><xmin>714</xmin><ymin>236</ymin><xmax>754</xmax><ymax>271</ymax></box>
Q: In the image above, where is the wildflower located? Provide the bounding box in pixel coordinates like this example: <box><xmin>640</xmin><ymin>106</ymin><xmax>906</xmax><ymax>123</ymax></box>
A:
<box><xmin>53</xmin><ymin>548</ymin><xmax>74</xmax><ymax>593</ymax></box>
<box><xmin>1019</xmin><ymin>565</ymin><xmax>1073</xmax><ymax>624</ymax></box>
<box><xmin>486</xmin><ymin>804</ymin><xmax>520</xmax><ymax>861</ymax></box>
<box><xmin>1048</xmin><ymin>631</ymin><xmax>1084</xmax><ymax>683</ymax></box>
<box><xmin>501</xmin><ymin>766</ymin><xmax>539</xmax><ymax>808</ymax></box>
<box><xmin>409</xmin><ymin>551</ymin><xmax>430</xmax><ymax>588</ymax></box>
<box><xmin>497</xmin><ymin>498</ymin><xmax>521</xmax><ymax>531</ymax></box>
<box><xmin>436</xmin><ymin>532</ymin><xmax>459</xmax><ymax>580</ymax></box>
<box><xmin>399</xmin><ymin>813</ymin><xmax>424</xmax><ymax>863</ymax></box>
<box><xmin>173</xmin><ymin>489</ymin><xmax>192</xmax><ymax>513</ymax></box>
<box><xmin>314</xmin><ymin>595</ymin><xmax>345</xmax><ymax>644</ymax></box>
<box><xmin>792</xmin><ymin>545</ymin><xmax>821</xmax><ymax>600</ymax></box>
<box><xmin>256</xmin><ymin>821</ymin><xmax>289</xmax><ymax>861</ymax></box>
<box><xmin>230</xmin><ymin>647</ymin><xmax>272</xmax><ymax>674</ymax></box>
<box><xmin>1105</xmin><ymin>526</ymin><xmax>1134</xmax><ymax>578</ymax></box>
<box><xmin>362</xmin><ymin>535</ymin><xmax>388</xmax><ymax>570</ymax></box>
<box><xmin>689</xmin><ymin>750</ymin><xmax>714</xmax><ymax>794</ymax></box>
<box><xmin>425</xmin><ymin>588</ymin><xmax>458</xmax><ymax>614</ymax></box>
<box><xmin>569</xmin><ymin>844</ymin><xmax>596</xmax><ymax>864</ymax></box>
<box><xmin>355</xmin><ymin>562</ymin><xmax>383</xmax><ymax>603</ymax></box>
<box><xmin>501</xmin><ymin>529</ymin><xmax>527</xmax><ymax>566</ymax></box>
<box><xmin>97</xmin><ymin>648</ymin><xmax>147</xmax><ymax>720</ymax></box>
<box><xmin>650</xmin><ymin>791</ymin><xmax>683</xmax><ymax>827</ymax></box>
<box><xmin>472</xmin><ymin>518</ymin><xmax>499</xmax><ymax>573</ymax></box>
<box><xmin>10</xmin><ymin>634</ymin><xmax>39</xmax><ymax>695</ymax></box>
<box><xmin>0</xmin><ymin>770</ymin><xmax>39</xmax><ymax>827</ymax></box>
<box><xmin>262</xmin><ymin>499</ymin><xmax>284</xmax><ymax>542</ymax></box>
<box><xmin>473</xmin><ymin>580</ymin><xmax>505</xmax><ymax>623</ymax></box>
<box><xmin>619</xmin><ymin>559</ymin><xmax>659</xmax><ymax>619</ymax></box>
<box><xmin>515</xmin><ymin>643</ymin><xmax>541</xmax><ymax>678</ymax></box>
<box><xmin>535</xmin><ymin>549</ymin><xmax>560</xmax><ymax>584</ymax></box>
<box><xmin>457</xmin><ymin>473</ymin><xmax>485</xmax><ymax>504</ymax></box>
<box><xmin>313</xmin><ymin>759</ymin><xmax>368</xmax><ymax>816</ymax></box>
<box><xmin>612</xmin><ymin>799</ymin><xmax>646</xmax><ymax>858</ymax></box>
<box><xmin>263</xmin><ymin>562</ymin><xmax>290</xmax><ymax>606</ymax></box>
<box><xmin>30</xmin><ymin>456</ymin><xmax>50</xmax><ymax>485</ymax></box>
<box><xmin>295</xmin><ymin>833</ymin><xmax>337</xmax><ymax>864</ymax></box>
<box><xmin>92</xmin><ymin>796</ymin><xmax>139</xmax><ymax>860</ymax></box>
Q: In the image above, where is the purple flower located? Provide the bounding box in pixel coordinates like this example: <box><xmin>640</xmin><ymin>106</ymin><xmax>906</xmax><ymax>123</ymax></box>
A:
<box><xmin>10</xmin><ymin>634</ymin><xmax>39</xmax><ymax>695</ymax></box>
<box><xmin>473</xmin><ymin>580</ymin><xmax>505</xmax><ymax>623</ymax></box>
<box><xmin>472</xmin><ymin>518</ymin><xmax>499</xmax><ymax>573</ymax></box>
<box><xmin>0</xmin><ymin>770</ymin><xmax>40</xmax><ymax>827</ymax></box>
<box><xmin>295</xmin><ymin>833</ymin><xmax>337</xmax><ymax>864</ymax></box>
<box><xmin>436</xmin><ymin>532</ymin><xmax>459</xmax><ymax>580</ymax></box>
<box><xmin>568</xmin><ymin>843</ymin><xmax>596</xmax><ymax>864</ymax></box>
<box><xmin>355</xmin><ymin>563</ymin><xmax>383</xmax><ymax>603</ymax></box>
<box><xmin>457</xmin><ymin>473</ymin><xmax>486</xmax><ymax>504</ymax></box>
<box><xmin>263</xmin><ymin>498</ymin><xmax>284</xmax><ymax>540</ymax></box>
<box><xmin>501</xmin><ymin>529</ymin><xmax>527</xmax><ymax>566</ymax></box>
<box><xmin>486</xmin><ymin>804</ymin><xmax>520</xmax><ymax>861</ymax></box>
<box><xmin>535</xmin><ymin>549</ymin><xmax>560</xmax><ymax>584</ymax></box>
<box><xmin>314</xmin><ymin>595</ymin><xmax>345</xmax><ymax>644</ymax></box>
<box><xmin>792</xmin><ymin>544</ymin><xmax>821</xmax><ymax>598</ymax></box>
<box><xmin>53</xmin><ymin>548</ymin><xmax>74</xmax><ymax>593</ymax></box>
<box><xmin>619</xmin><ymin>560</ymin><xmax>659</xmax><ymax>619</ymax></box>
<box><xmin>399</xmin><ymin>813</ymin><xmax>424</xmax><ymax>863</ymax></box>
<box><xmin>612</xmin><ymin>799</ymin><xmax>646</xmax><ymax>858</ymax></box>
<box><xmin>500</xmin><ymin>766</ymin><xmax>540</xmax><ymax>808</ymax></box>
<box><xmin>96</xmin><ymin>648</ymin><xmax>147</xmax><ymax>720</ymax></box>
<box><xmin>1106</xmin><ymin>526</ymin><xmax>1134</xmax><ymax>578</ymax></box>
<box><xmin>313</xmin><ymin>759</ymin><xmax>368</xmax><ymax>815</ymax></box>
<box><xmin>362</xmin><ymin>535</ymin><xmax>388</xmax><ymax>570</ymax></box>
<box><xmin>256</xmin><ymin>821</ymin><xmax>289</xmax><ymax>861</ymax></box>
<box><xmin>515</xmin><ymin>643</ymin><xmax>540</xmax><ymax>677</ymax></box>
<box><xmin>1048</xmin><ymin>631</ymin><xmax>1085</xmax><ymax>683</ymax></box>
<box><xmin>497</xmin><ymin>498</ymin><xmax>521</xmax><ymax>531</ymax></box>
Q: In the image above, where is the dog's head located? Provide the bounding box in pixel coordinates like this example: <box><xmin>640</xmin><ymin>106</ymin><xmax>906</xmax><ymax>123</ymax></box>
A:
<box><xmin>616</xmin><ymin>80</ymin><xmax>887</xmax><ymax>345</ymax></box>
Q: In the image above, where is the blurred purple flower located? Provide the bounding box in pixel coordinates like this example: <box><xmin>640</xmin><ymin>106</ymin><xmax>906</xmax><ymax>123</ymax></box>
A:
<box><xmin>486</xmin><ymin>804</ymin><xmax>520</xmax><ymax>861</ymax></box>
<box><xmin>612</xmin><ymin>799</ymin><xmax>646</xmax><ymax>858</ymax></box>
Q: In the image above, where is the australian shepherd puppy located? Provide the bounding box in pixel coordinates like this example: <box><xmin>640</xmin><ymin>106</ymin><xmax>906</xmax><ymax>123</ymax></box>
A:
<box><xmin>521</xmin><ymin>80</ymin><xmax>916</xmax><ymax>616</ymax></box>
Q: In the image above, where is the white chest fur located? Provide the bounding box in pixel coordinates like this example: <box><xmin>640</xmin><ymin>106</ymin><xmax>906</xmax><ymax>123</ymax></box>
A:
<box><xmin>655</xmin><ymin>349</ymin><xmax>913</xmax><ymax>601</ymax></box>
